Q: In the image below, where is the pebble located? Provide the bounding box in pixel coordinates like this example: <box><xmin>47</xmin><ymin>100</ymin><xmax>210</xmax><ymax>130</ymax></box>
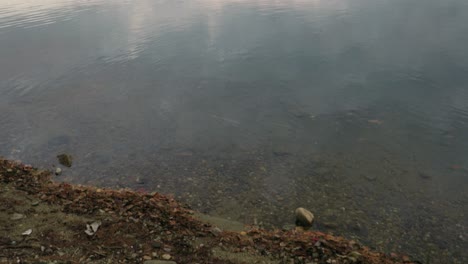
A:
<box><xmin>21</xmin><ymin>229</ymin><xmax>32</xmax><ymax>236</ymax></box>
<box><xmin>136</xmin><ymin>177</ymin><xmax>145</xmax><ymax>184</ymax></box>
<box><xmin>57</xmin><ymin>153</ymin><xmax>73</xmax><ymax>167</ymax></box>
<box><xmin>10</xmin><ymin>213</ymin><xmax>24</xmax><ymax>220</ymax></box>
<box><xmin>152</xmin><ymin>242</ymin><xmax>162</xmax><ymax>249</ymax></box>
<box><xmin>282</xmin><ymin>224</ymin><xmax>295</xmax><ymax>231</ymax></box>
<box><xmin>295</xmin><ymin>207</ymin><xmax>314</xmax><ymax>227</ymax></box>
<box><xmin>162</xmin><ymin>254</ymin><xmax>171</xmax><ymax>260</ymax></box>
<box><xmin>55</xmin><ymin>167</ymin><xmax>62</xmax><ymax>175</ymax></box>
<box><xmin>364</xmin><ymin>175</ymin><xmax>376</xmax><ymax>181</ymax></box>
<box><xmin>418</xmin><ymin>172</ymin><xmax>431</xmax><ymax>180</ymax></box>
<box><xmin>210</xmin><ymin>227</ymin><xmax>222</xmax><ymax>236</ymax></box>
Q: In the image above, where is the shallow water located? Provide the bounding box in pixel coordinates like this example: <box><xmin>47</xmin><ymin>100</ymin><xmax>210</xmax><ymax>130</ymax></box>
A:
<box><xmin>1</xmin><ymin>0</ymin><xmax>467</xmax><ymax>262</ymax></box>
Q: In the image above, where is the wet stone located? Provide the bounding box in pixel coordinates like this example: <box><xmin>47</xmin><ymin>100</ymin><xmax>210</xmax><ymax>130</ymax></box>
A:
<box><xmin>295</xmin><ymin>207</ymin><xmax>314</xmax><ymax>227</ymax></box>
<box><xmin>10</xmin><ymin>213</ymin><xmax>24</xmax><ymax>220</ymax></box>
<box><xmin>364</xmin><ymin>175</ymin><xmax>376</xmax><ymax>181</ymax></box>
<box><xmin>282</xmin><ymin>224</ymin><xmax>295</xmax><ymax>231</ymax></box>
<box><xmin>152</xmin><ymin>242</ymin><xmax>162</xmax><ymax>249</ymax></box>
<box><xmin>418</xmin><ymin>172</ymin><xmax>432</xmax><ymax>180</ymax></box>
<box><xmin>210</xmin><ymin>227</ymin><xmax>222</xmax><ymax>236</ymax></box>
<box><xmin>57</xmin><ymin>154</ymin><xmax>72</xmax><ymax>167</ymax></box>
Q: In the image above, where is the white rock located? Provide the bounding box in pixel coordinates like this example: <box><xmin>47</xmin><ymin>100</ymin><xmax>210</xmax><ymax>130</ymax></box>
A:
<box><xmin>85</xmin><ymin>221</ymin><xmax>101</xmax><ymax>236</ymax></box>
<box><xmin>55</xmin><ymin>167</ymin><xmax>62</xmax><ymax>175</ymax></box>
<box><xmin>22</xmin><ymin>229</ymin><xmax>32</xmax><ymax>236</ymax></box>
<box><xmin>295</xmin><ymin>207</ymin><xmax>314</xmax><ymax>226</ymax></box>
<box><xmin>90</xmin><ymin>221</ymin><xmax>101</xmax><ymax>232</ymax></box>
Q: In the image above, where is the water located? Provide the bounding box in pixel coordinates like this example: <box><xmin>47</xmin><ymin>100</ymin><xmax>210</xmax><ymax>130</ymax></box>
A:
<box><xmin>1</xmin><ymin>0</ymin><xmax>467</xmax><ymax>262</ymax></box>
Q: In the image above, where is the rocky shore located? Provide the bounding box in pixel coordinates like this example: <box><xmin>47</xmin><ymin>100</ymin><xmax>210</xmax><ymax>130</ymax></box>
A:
<box><xmin>0</xmin><ymin>158</ymin><xmax>419</xmax><ymax>263</ymax></box>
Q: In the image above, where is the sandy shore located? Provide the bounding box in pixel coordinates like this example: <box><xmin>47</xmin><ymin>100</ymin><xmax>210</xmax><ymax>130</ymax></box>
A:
<box><xmin>0</xmin><ymin>158</ymin><xmax>418</xmax><ymax>263</ymax></box>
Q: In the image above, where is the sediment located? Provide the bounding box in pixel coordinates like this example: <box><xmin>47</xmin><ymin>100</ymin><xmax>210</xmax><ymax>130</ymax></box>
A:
<box><xmin>0</xmin><ymin>158</ymin><xmax>419</xmax><ymax>263</ymax></box>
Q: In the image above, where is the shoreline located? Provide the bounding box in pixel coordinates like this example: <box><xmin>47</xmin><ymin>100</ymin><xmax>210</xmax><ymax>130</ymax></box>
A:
<box><xmin>0</xmin><ymin>158</ymin><xmax>418</xmax><ymax>263</ymax></box>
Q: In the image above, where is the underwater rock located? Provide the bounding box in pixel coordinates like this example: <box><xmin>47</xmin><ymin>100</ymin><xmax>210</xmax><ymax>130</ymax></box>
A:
<box><xmin>10</xmin><ymin>213</ymin><xmax>24</xmax><ymax>221</ymax></box>
<box><xmin>57</xmin><ymin>154</ymin><xmax>72</xmax><ymax>167</ymax></box>
<box><xmin>295</xmin><ymin>207</ymin><xmax>314</xmax><ymax>227</ymax></box>
<box><xmin>55</xmin><ymin>167</ymin><xmax>62</xmax><ymax>175</ymax></box>
<box><xmin>210</xmin><ymin>227</ymin><xmax>222</xmax><ymax>236</ymax></box>
<box><xmin>418</xmin><ymin>172</ymin><xmax>432</xmax><ymax>180</ymax></box>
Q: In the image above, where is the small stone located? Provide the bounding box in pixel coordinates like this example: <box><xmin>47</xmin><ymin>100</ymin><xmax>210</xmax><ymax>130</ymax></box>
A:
<box><xmin>143</xmin><ymin>255</ymin><xmax>152</xmax><ymax>260</ymax></box>
<box><xmin>282</xmin><ymin>224</ymin><xmax>295</xmax><ymax>231</ymax></box>
<box><xmin>152</xmin><ymin>242</ymin><xmax>162</xmax><ymax>249</ymax></box>
<box><xmin>55</xmin><ymin>167</ymin><xmax>62</xmax><ymax>175</ymax></box>
<box><xmin>10</xmin><ymin>213</ymin><xmax>24</xmax><ymax>220</ymax></box>
<box><xmin>210</xmin><ymin>227</ymin><xmax>222</xmax><ymax>236</ymax></box>
<box><xmin>161</xmin><ymin>254</ymin><xmax>171</xmax><ymax>260</ymax></box>
<box><xmin>295</xmin><ymin>207</ymin><xmax>314</xmax><ymax>227</ymax></box>
<box><xmin>240</xmin><ymin>231</ymin><xmax>247</xmax><ymax>236</ymax></box>
<box><xmin>364</xmin><ymin>175</ymin><xmax>376</xmax><ymax>181</ymax></box>
<box><xmin>57</xmin><ymin>154</ymin><xmax>73</xmax><ymax>167</ymax></box>
<box><xmin>31</xmin><ymin>201</ymin><xmax>40</xmax><ymax>206</ymax></box>
<box><xmin>295</xmin><ymin>226</ymin><xmax>305</xmax><ymax>232</ymax></box>
<box><xmin>136</xmin><ymin>177</ymin><xmax>145</xmax><ymax>184</ymax></box>
<box><xmin>21</xmin><ymin>229</ymin><xmax>32</xmax><ymax>236</ymax></box>
<box><xmin>163</xmin><ymin>247</ymin><xmax>171</xmax><ymax>252</ymax></box>
<box><xmin>418</xmin><ymin>172</ymin><xmax>431</xmax><ymax>180</ymax></box>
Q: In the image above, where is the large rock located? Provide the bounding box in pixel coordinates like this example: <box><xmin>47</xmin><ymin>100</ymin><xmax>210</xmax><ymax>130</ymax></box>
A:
<box><xmin>295</xmin><ymin>207</ymin><xmax>314</xmax><ymax>227</ymax></box>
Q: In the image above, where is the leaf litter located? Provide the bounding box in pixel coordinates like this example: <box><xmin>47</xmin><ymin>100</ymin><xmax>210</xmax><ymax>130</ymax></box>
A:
<box><xmin>0</xmin><ymin>158</ymin><xmax>421</xmax><ymax>263</ymax></box>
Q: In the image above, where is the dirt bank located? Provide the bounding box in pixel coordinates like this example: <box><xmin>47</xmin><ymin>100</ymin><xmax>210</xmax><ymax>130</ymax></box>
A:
<box><xmin>0</xmin><ymin>158</ymin><xmax>419</xmax><ymax>263</ymax></box>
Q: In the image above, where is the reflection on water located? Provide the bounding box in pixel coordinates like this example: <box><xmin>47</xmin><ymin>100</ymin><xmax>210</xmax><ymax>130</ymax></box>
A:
<box><xmin>1</xmin><ymin>0</ymin><xmax>468</xmax><ymax>262</ymax></box>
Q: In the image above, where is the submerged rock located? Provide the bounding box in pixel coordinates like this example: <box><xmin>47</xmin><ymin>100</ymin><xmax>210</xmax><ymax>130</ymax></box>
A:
<box><xmin>10</xmin><ymin>213</ymin><xmax>24</xmax><ymax>220</ymax></box>
<box><xmin>210</xmin><ymin>227</ymin><xmax>222</xmax><ymax>236</ymax></box>
<box><xmin>295</xmin><ymin>207</ymin><xmax>314</xmax><ymax>227</ymax></box>
<box><xmin>55</xmin><ymin>167</ymin><xmax>62</xmax><ymax>175</ymax></box>
<box><xmin>57</xmin><ymin>154</ymin><xmax>72</xmax><ymax>167</ymax></box>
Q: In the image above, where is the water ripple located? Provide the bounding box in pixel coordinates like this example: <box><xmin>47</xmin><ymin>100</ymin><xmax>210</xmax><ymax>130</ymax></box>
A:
<box><xmin>0</xmin><ymin>0</ymin><xmax>105</xmax><ymax>32</ymax></box>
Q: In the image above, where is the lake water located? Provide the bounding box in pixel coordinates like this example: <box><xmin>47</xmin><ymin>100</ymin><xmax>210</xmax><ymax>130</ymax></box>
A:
<box><xmin>1</xmin><ymin>0</ymin><xmax>467</xmax><ymax>262</ymax></box>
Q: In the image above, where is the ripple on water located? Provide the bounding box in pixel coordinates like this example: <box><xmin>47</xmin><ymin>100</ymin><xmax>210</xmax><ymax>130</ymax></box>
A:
<box><xmin>0</xmin><ymin>0</ymin><xmax>105</xmax><ymax>32</ymax></box>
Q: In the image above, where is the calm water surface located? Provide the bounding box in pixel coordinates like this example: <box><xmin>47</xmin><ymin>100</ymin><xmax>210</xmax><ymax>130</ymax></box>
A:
<box><xmin>1</xmin><ymin>0</ymin><xmax>467</xmax><ymax>262</ymax></box>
